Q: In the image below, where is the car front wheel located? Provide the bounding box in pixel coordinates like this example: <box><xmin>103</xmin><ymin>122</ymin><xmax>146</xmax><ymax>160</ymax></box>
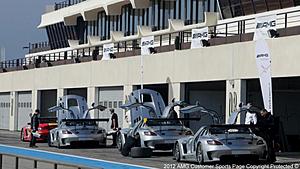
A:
<box><xmin>174</xmin><ymin>143</ymin><xmax>181</xmax><ymax>162</ymax></box>
<box><xmin>117</xmin><ymin>133</ymin><xmax>122</xmax><ymax>151</ymax></box>
<box><xmin>196</xmin><ymin>144</ymin><xmax>204</xmax><ymax>164</ymax></box>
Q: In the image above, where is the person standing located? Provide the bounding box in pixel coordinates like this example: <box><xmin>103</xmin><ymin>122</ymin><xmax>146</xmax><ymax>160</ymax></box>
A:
<box><xmin>30</xmin><ymin>109</ymin><xmax>40</xmax><ymax>148</ymax></box>
<box><xmin>256</xmin><ymin>109</ymin><xmax>276</xmax><ymax>163</ymax></box>
<box><xmin>110</xmin><ymin>109</ymin><xmax>118</xmax><ymax>147</ymax></box>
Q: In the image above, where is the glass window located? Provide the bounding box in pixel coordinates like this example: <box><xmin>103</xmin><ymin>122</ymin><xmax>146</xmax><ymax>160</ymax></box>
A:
<box><xmin>231</xmin><ymin>0</ymin><xmax>244</xmax><ymax>17</ymax></box>
<box><xmin>266</xmin><ymin>0</ymin><xmax>281</xmax><ymax>10</ymax></box>
<box><xmin>253</xmin><ymin>0</ymin><xmax>268</xmax><ymax>13</ymax></box>
<box><xmin>280</xmin><ymin>0</ymin><xmax>294</xmax><ymax>8</ymax></box>
<box><xmin>241</xmin><ymin>0</ymin><xmax>255</xmax><ymax>15</ymax></box>
<box><xmin>219</xmin><ymin>0</ymin><xmax>233</xmax><ymax>19</ymax></box>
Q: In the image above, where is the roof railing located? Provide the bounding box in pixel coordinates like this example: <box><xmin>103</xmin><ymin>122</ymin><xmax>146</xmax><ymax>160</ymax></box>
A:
<box><xmin>54</xmin><ymin>0</ymin><xmax>86</xmax><ymax>10</ymax></box>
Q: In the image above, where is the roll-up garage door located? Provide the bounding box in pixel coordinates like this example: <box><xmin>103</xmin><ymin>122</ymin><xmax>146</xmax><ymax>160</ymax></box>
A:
<box><xmin>0</xmin><ymin>93</ymin><xmax>10</xmax><ymax>130</ymax></box>
<box><xmin>17</xmin><ymin>92</ymin><xmax>32</xmax><ymax>130</ymax></box>
<box><xmin>98</xmin><ymin>87</ymin><xmax>123</xmax><ymax>131</ymax></box>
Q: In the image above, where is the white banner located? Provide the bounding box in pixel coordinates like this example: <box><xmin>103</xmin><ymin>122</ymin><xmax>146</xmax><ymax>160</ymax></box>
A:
<box><xmin>102</xmin><ymin>43</ymin><xmax>114</xmax><ymax>60</ymax></box>
<box><xmin>141</xmin><ymin>36</ymin><xmax>154</xmax><ymax>55</ymax></box>
<box><xmin>191</xmin><ymin>27</ymin><xmax>209</xmax><ymax>49</ymax></box>
<box><xmin>254</xmin><ymin>15</ymin><xmax>276</xmax><ymax>40</ymax></box>
<box><xmin>255</xmin><ymin>38</ymin><xmax>273</xmax><ymax>113</ymax></box>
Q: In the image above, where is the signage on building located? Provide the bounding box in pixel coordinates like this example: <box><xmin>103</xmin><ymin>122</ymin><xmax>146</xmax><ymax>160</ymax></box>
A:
<box><xmin>191</xmin><ymin>27</ymin><xmax>209</xmax><ymax>49</ymax></box>
<box><xmin>254</xmin><ymin>15</ymin><xmax>277</xmax><ymax>40</ymax></box>
<box><xmin>255</xmin><ymin>33</ymin><xmax>273</xmax><ymax>113</ymax></box>
<box><xmin>141</xmin><ymin>36</ymin><xmax>154</xmax><ymax>55</ymax></box>
<box><xmin>102</xmin><ymin>43</ymin><xmax>114</xmax><ymax>60</ymax></box>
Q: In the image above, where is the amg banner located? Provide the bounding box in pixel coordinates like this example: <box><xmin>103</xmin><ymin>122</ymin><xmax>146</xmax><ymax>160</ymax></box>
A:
<box><xmin>254</xmin><ymin>15</ymin><xmax>276</xmax><ymax>40</ymax></box>
<box><xmin>191</xmin><ymin>27</ymin><xmax>209</xmax><ymax>49</ymax></box>
<box><xmin>255</xmin><ymin>38</ymin><xmax>273</xmax><ymax>113</ymax></box>
<box><xmin>141</xmin><ymin>36</ymin><xmax>154</xmax><ymax>55</ymax></box>
<box><xmin>102</xmin><ymin>43</ymin><xmax>114</xmax><ymax>60</ymax></box>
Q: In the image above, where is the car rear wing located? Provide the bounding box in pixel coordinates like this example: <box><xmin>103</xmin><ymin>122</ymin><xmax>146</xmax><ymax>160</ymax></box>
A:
<box><xmin>38</xmin><ymin>117</ymin><xmax>57</xmax><ymax>123</ymax></box>
<box><xmin>61</xmin><ymin>118</ymin><xmax>109</xmax><ymax>122</ymax></box>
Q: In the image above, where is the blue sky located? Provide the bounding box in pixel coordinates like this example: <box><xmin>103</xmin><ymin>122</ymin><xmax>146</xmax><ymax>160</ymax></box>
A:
<box><xmin>0</xmin><ymin>0</ymin><xmax>55</xmax><ymax>60</ymax></box>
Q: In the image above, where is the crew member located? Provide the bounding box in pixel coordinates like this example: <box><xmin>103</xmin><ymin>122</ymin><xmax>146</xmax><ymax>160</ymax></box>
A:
<box><xmin>30</xmin><ymin>109</ymin><xmax>40</xmax><ymax>148</ymax></box>
<box><xmin>110</xmin><ymin>108</ymin><xmax>119</xmax><ymax>147</ymax></box>
<box><xmin>256</xmin><ymin>109</ymin><xmax>276</xmax><ymax>163</ymax></box>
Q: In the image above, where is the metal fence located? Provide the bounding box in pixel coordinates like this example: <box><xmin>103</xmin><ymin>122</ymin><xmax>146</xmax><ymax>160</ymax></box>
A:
<box><xmin>0</xmin><ymin>154</ymin><xmax>93</xmax><ymax>169</ymax></box>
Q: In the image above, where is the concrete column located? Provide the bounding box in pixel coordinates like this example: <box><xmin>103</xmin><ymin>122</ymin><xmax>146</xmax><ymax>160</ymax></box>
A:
<box><xmin>168</xmin><ymin>82</ymin><xmax>185</xmax><ymax>117</ymax></box>
<box><xmin>57</xmin><ymin>88</ymin><xmax>66</xmax><ymax>101</ymax></box>
<box><xmin>123</xmin><ymin>85</ymin><xmax>133</xmax><ymax>128</ymax></box>
<box><xmin>168</xmin><ymin>82</ymin><xmax>185</xmax><ymax>103</ymax></box>
<box><xmin>87</xmin><ymin>86</ymin><xmax>97</xmax><ymax>118</ymax></box>
<box><xmin>32</xmin><ymin>90</ymin><xmax>41</xmax><ymax>111</ymax></box>
<box><xmin>9</xmin><ymin>91</ymin><xmax>17</xmax><ymax>131</ymax></box>
<box><xmin>225</xmin><ymin>79</ymin><xmax>246</xmax><ymax>124</ymax></box>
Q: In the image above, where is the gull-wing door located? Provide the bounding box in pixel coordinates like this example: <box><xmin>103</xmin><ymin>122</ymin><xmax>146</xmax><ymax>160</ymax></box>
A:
<box><xmin>180</xmin><ymin>103</ymin><xmax>221</xmax><ymax>124</ymax></box>
<box><xmin>82</xmin><ymin>104</ymin><xmax>107</xmax><ymax>119</ymax></box>
<box><xmin>227</xmin><ymin>103</ymin><xmax>258</xmax><ymax>124</ymax></box>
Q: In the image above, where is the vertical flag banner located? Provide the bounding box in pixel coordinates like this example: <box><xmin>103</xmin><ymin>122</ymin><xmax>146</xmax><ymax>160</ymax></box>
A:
<box><xmin>255</xmin><ymin>34</ymin><xmax>273</xmax><ymax>113</ymax></box>
<box><xmin>254</xmin><ymin>15</ymin><xmax>276</xmax><ymax>41</ymax></box>
<box><xmin>141</xmin><ymin>36</ymin><xmax>154</xmax><ymax>55</ymax></box>
<box><xmin>191</xmin><ymin>27</ymin><xmax>209</xmax><ymax>49</ymax></box>
<box><xmin>102</xmin><ymin>43</ymin><xmax>114</xmax><ymax>60</ymax></box>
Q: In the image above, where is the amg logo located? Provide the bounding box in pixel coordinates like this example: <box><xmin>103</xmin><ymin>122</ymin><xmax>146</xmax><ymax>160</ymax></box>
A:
<box><xmin>257</xmin><ymin>53</ymin><xmax>269</xmax><ymax>58</ymax></box>
<box><xmin>142</xmin><ymin>40</ymin><xmax>154</xmax><ymax>46</ymax></box>
<box><xmin>104</xmin><ymin>47</ymin><xmax>114</xmax><ymax>53</ymax></box>
<box><xmin>256</xmin><ymin>20</ymin><xmax>276</xmax><ymax>29</ymax></box>
<box><xmin>192</xmin><ymin>32</ymin><xmax>208</xmax><ymax>39</ymax></box>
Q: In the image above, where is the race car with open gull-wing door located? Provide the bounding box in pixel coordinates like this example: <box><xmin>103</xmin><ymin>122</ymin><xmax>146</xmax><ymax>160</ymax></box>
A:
<box><xmin>173</xmin><ymin>104</ymin><xmax>268</xmax><ymax>164</ymax></box>
<box><xmin>47</xmin><ymin>95</ymin><xmax>109</xmax><ymax>148</ymax></box>
<box><xmin>117</xmin><ymin>89</ymin><xmax>206</xmax><ymax>157</ymax></box>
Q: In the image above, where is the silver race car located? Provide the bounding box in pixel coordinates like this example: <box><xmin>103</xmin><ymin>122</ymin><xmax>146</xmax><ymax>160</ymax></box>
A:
<box><xmin>117</xmin><ymin>89</ymin><xmax>201</xmax><ymax>157</ymax></box>
<box><xmin>48</xmin><ymin>95</ymin><xmax>108</xmax><ymax>148</ymax></box>
<box><xmin>174</xmin><ymin>104</ymin><xmax>268</xmax><ymax>163</ymax></box>
<box><xmin>48</xmin><ymin>118</ymin><xmax>108</xmax><ymax>148</ymax></box>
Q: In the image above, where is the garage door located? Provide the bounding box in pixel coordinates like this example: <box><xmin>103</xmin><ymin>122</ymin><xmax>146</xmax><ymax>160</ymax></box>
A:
<box><xmin>17</xmin><ymin>92</ymin><xmax>32</xmax><ymax>130</ymax></box>
<box><xmin>0</xmin><ymin>93</ymin><xmax>10</xmax><ymax>130</ymax></box>
<box><xmin>98</xmin><ymin>87</ymin><xmax>123</xmax><ymax>131</ymax></box>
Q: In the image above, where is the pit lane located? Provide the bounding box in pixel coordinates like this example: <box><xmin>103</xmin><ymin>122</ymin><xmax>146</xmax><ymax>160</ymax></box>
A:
<box><xmin>0</xmin><ymin>130</ymin><xmax>299</xmax><ymax>169</ymax></box>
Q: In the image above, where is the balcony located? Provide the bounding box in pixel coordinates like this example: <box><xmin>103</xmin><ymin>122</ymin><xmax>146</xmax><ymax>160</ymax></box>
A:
<box><xmin>54</xmin><ymin>0</ymin><xmax>86</xmax><ymax>10</ymax></box>
<box><xmin>1</xmin><ymin>9</ymin><xmax>300</xmax><ymax>73</ymax></box>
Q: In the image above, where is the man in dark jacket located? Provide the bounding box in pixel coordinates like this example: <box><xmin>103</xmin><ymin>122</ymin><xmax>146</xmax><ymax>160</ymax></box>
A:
<box><xmin>110</xmin><ymin>109</ymin><xmax>118</xmax><ymax>147</ymax></box>
<box><xmin>30</xmin><ymin>109</ymin><xmax>40</xmax><ymax>148</ymax></box>
<box><xmin>256</xmin><ymin>109</ymin><xmax>276</xmax><ymax>163</ymax></box>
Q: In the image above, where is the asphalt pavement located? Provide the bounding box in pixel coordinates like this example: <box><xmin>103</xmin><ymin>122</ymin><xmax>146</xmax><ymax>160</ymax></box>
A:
<box><xmin>1</xmin><ymin>130</ymin><xmax>300</xmax><ymax>169</ymax></box>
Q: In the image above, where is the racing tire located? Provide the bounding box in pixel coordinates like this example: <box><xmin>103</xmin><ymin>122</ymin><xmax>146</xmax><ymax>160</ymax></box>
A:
<box><xmin>196</xmin><ymin>144</ymin><xmax>204</xmax><ymax>165</ymax></box>
<box><xmin>130</xmin><ymin>147</ymin><xmax>152</xmax><ymax>158</ymax></box>
<box><xmin>121</xmin><ymin>136</ymin><xmax>136</xmax><ymax>156</ymax></box>
<box><xmin>48</xmin><ymin>133</ymin><xmax>53</xmax><ymax>147</ymax></box>
<box><xmin>116</xmin><ymin>133</ymin><xmax>123</xmax><ymax>152</ymax></box>
<box><xmin>174</xmin><ymin>143</ymin><xmax>181</xmax><ymax>162</ymax></box>
<box><xmin>20</xmin><ymin>130</ymin><xmax>25</xmax><ymax>142</ymax></box>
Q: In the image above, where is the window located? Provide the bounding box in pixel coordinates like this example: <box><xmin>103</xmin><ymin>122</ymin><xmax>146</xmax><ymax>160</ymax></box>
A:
<box><xmin>68</xmin><ymin>99</ymin><xmax>78</xmax><ymax>107</ymax></box>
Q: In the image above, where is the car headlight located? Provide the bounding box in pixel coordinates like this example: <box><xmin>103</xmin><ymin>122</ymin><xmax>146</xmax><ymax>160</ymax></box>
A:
<box><xmin>257</xmin><ymin>140</ymin><xmax>264</xmax><ymax>145</ymax></box>
<box><xmin>144</xmin><ymin>131</ymin><xmax>157</xmax><ymax>136</ymax></box>
<box><xmin>97</xmin><ymin>129</ymin><xmax>105</xmax><ymax>134</ymax></box>
<box><xmin>62</xmin><ymin>130</ymin><xmax>72</xmax><ymax>134</ymax></box>
<box><xmin>207</xmin><ymin>140</ymin><xmax>223</xmax><ymax>145</ymax></box>
<box><xmin>185</xmin><ymin>130</ymin><xmax>193</xmax><ymax>135</ymax></box>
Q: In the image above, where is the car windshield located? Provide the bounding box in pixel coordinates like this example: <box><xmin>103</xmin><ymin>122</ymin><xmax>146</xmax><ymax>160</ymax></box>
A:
<box><xmin>210</xmin><ymin>126</ymin><xmax>250</xmax><ymax>134</ymax></box>
<box><xmin>65</xmin><ymin>121</ymin><xmax>97</xmax><ymax>126</ymax></box>
<box><xmin>146</xmin><ymin>119</ymin><xmax>182</xmax><ymax>126</ymax></box>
